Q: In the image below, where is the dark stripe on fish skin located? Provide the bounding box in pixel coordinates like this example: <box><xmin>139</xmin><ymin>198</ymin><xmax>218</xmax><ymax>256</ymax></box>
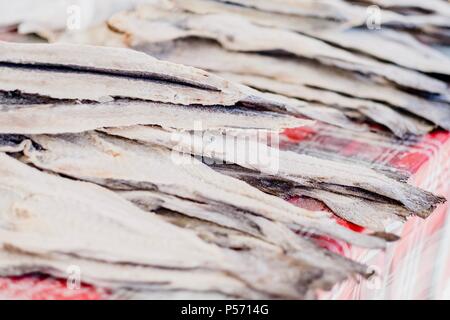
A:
<box><xmin>0</xmin><ymin>134</ymin><xmax>44</xmax><ymax>151</ymax></box>
<box><xmin>370</xmin><ymin>232</ymin><xmax>401</xmax><ymax>242</ymax></box>
<box><xmin>0</xmin><ymin>62</ymin><xmax>221</xmax><ymax>92</ymax></box>
<box><xmin>0</xmin><ymin>90</ymin><xmax>285</xmax><ymax>117</ymax></box>
<box><xmin>0</xmin><ymin>90</ymin><xmax>77</xmax><ymax>105</ymax></box>
<box><xmin>90</xmin><ymin>178</ymin><xmax>160</xmax><ymax>192</ymax></box>
<box><xmin>210</xmin><ymin>163</ymin><xmax>424</xmax><ymax>218</ymax></box>
<box><xmin>211</xmin><ymin>163</ymin><xmax>394</xmax><ymax>203</ymax></box>
<box><xmin>213</xmin><ymin>0</ymin><xmax>345</xmax><ymax>22</ymax></box>
<box><xmin>122</xmin><ymin>190</ymin><xmax>266</xmax><ymax>237</ymax></box>
<box><xmin>212</xmin><ymin>165</ymin><xmax>404</xmax><ymax>231</ymax></box>
<box><xmin>0</xmin><ymin>134</ymin><xmax>28</xmax><ymax>147</ymax></box>
<box><xmin>89</xmin><ymin>177</ymin><xmax>266</xmax><ymax>237</ymax></box>
<box><xmin>303</xmin><ymin>84</ymin><xmax>450</xmax><ymax>131</ymax></box>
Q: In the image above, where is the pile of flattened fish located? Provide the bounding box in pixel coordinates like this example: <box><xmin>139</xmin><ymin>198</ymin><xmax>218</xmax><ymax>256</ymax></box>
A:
<box><xmin>0</xmin><ymin>0</ymin><xmax>448</xmax><ymax>299</ymax></box>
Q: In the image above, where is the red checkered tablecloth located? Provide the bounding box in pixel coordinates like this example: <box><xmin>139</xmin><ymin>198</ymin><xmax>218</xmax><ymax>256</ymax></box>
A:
<box><xmin>284</xmin><ymin>125</ymin><xmax>450</xmax><ymax>300</ymax></box>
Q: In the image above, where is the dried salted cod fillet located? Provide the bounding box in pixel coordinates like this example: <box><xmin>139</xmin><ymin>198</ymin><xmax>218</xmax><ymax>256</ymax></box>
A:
<box><xmin>0</xmin><ymin>41</ymin><xmax>228</xmax><ymax>92</ymax></box>
<box><xmin>21</xmin><ymin>132</ymin><xmax>387</xmax><ymax>249</ymax></box>
<box><xmin>314</xmin><ymin>29</ymin><xmax>450</xmax><ymax>75</ymax></box>
<box><xmin>103</xmin><ymin>126</ymin><xmax>445</xmax><ymax>217</ymax></box>
<box><xmin>203</xmin><ymin>0</ymin><xmax>450</xmax><ymax>28</ymax></box>
<box><xmin>143</xmin><ymin>43</ymin><xmax>433</xmax><ymax>137</ymax></box>
<box><xmin>212</xmin><ymin>165</ymin><xmax>406</xmax><ymax>232</ymax></box>
<box><xmin>0</xmin><ymin>153</ymin><xmax>228</xmax><ymax>269</ymax></box>
<box><xmin>171</xmin><ymin>0</ymin><xmax>450</xmax><ymax>75</ymax></box>
<box><xmin>156</xmin><ymin>209</ymin><xmax>286</xmax><ymax>253</ymax></box>
<box><xmin>0</xmin><ymin>65</ymin><xmax>240</xmax><ymax>106</ymax></box>
<box><xmin>109</xmin><ymin>6</ymin><xmax>447</xmax><ymax>93</ymax></box>
<box><xmin>0</xmin><ymin>247</ymin><xmax>286</xmax><ymax>299</ymax></box>
<box><xmin>0</xmin><ymin>101</ymin><xmax>311</xmax><ymax>135</ymax></box>
<box><xmin>162</xmin><ymin>0</ymin><xmax>346</xmax><ymax>35</ymax></box>
<box><xmin>15</xmin><ymin>133</ymin><xmax>373</xmax><ymax>283</ymax></box>
<box><xmin>176</xmin><ymin>1</ymin><xmax>450</xmax><ymax>47</ymax></box>
<box><xmin>0</xmin><ymin>249</ymin><xmax>257</xmax><ymax>299</ymax></box>
<box><xmin>219</xmin><ymin>72</ymin><xmax>433</xmax><ymax>137</ymax></box>
<box><xmin>139</xmin><ymin>39</ymin><xmax>450</xmax><ymax>130</ymax></box>
<box><xmin>150</xmin><ymin>204</ymin><xmax>368</xmax><ymax>276</ymax></box>
<box><xmin>284</xmin><ymin>145</ymin><xmax>412</xmax><ymax>183</ymax></box>
<box><xmin>114</xmin><ymin>188</ymin><xmax>370</xmax><ymax>284</ymax></box>
<box><xmin>240</xmin><ymin>90</ymin><xmax>366</xmax><ymax>131</ymax></box>
<box><xmin>154</xmin><ymin>0</ymin><xmax>349</xmax><ymax>42</ymax></box>
<box><xmin>209</xmin><ymin>0</ymin><xmax>363</xmax><ymax>21</ymax></box>
<box><xmin>121</xmin><ymin>189</ymin><xmax>296</xmax><ymax>243</ymax></box>
<box><xmin>0</xmin><ymin>40</ymin><xmax>329</xmax><ymax>115</ymax></box>
<box><xmin>154</xmin><ymin>210</ymin><xmax>358</xmax><ymax>289</ymax></box>
<box><xmin>165</xmin><ymin>0</ymin><xmax>438</xmax><ymax>28</ymax></box>
<box><xmin>0</xmin><ymin>41</ymin><xmax>288</xmax><ymax>108</ymax></box>
<box><xmin>293</xmin><ymin>188</ymin><xmax>404</xmax><ymax>232</ymax></box>
<box><xmin>0</xmin><ymin>152</ymin><xmax>335</xmax><ymax>299</ymax></box>
<box><xmin>119</xmin><ymin>191</ymin><xmax>370</xmax><ymax>279</ymax></box>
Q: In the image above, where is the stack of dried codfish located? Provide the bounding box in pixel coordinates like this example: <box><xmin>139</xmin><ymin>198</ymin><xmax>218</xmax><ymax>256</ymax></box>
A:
<box><xmin>104</xmin><ymin>0</ymin><xmax>450</xmax><ymax>138</ymax></box>
<box><xmin>0</xmin><ymin>41</ymin><xmax>360</xmax><ymax>298</ymax></box>
<box><xmin>0</xmin><ymin>0</ymin><xmax>152</xmax><ymax>41</ymax></box>
<box><xmin>0</xmin><ymin>1</ymin><xmax>448</xmax><ymax>300</ymax></box>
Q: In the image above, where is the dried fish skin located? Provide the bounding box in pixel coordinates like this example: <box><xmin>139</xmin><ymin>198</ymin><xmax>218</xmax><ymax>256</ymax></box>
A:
<box><xmin>195</xmin><ymin>0</ymin><xmax>450</xmax><ymax>29</ymax></box>
<box><xmin>21</xmin><ymin>132</ymin><xmax>387</xmax><ymax>249</ymax></box>
<box><xmin>103</xmin><ymin>126</ymin><xmax>445</xmax><ymax>217</ymax></box>
<box><xmin>0</xmin><ymin>248</ymin><xmax>271</xmax><ymax>299</ymax></box>
<box><xmin>0</xmin><ymin>153</ymin><xmax>229</xmax><ymax>270</ymax></box>
<box><xmin>0</xmin><ymin>245</ymin><xmax>340</xmax><ymax>299</ymax></box>
<box><xmin>121</xmin><ymin>191</ymin><xmax>370</xmax><ymax>280</ymax></box>
<box><xmin>121</xmin><ymin>189</ymin><xmax>280</xmax><ymax>241</ymax></box>
<box><xmin>161</xmin><ymin>0</ymin><xmax>363</xmax><ymax>46</ymax></box>
<box><xmin>147</xmin><ymin>40</ymin><xmax>414</xmax><ymax>136</ymax></box>
<box><xmin>291</xmin><ymin>188</ymin><xmax>405</xmax><ymax>232</ymax></box>
<box><xmin>218</xmin><ymin>72</ymin><xmax>433</xmax><ymax>137</ymax></box>
<box><xmin>0</xmin><ymin>65</ymin><xmax>238</xmax><ymax>106</ymax></box>
<box><xmin>0</xmin><ymin>41</ymin><xmax>301</xmax><ymax>110</ymax></box>
<box><xmin>109</xmin><ymin>6</ymin><xmax>447</xmax><ymax>94</ymax></box>
<box><xmin>0</xmin><ymin>136</ymin><xmax>372</xmax><ymax>298</ymax></box>
<box><xmin>155</xmin><ymin>208</ymin><xmax>286</xmax><ymax>253</ymax></box>
<box><xmin>0</xmin><ymin>134</ymin><xmax>33</xmax><ymax>153</ymax></box>
<box><xmin>0</xmin><ymin>40</ymin><xmax>329</xmax><ymax>115</ymax></box>
<box><xmin>0</xmin><ymin>40</ymin><xmax>236</xmax><ymax>94</ymax></box>
<box><xmin>4</xmin><ymin>0</ymin><xmax>447</xmax><ymax>299</ymax></box>
<box><xmin>148</xmin><ymin>0</ymin><xmax>348</xmax><ymax>38</ymax></box>
<box><xmin>209</xmin><ymin>0</ymin><xmax>363</xmax><ymax>21</ymax></box>
<box><xmin>213</xmin><ymin>165</ymin><xmax>406</xmax><ymax>232</ymax></box>
<box><xmin>0</xmin><ymin>152</ymin><xmax>339</xmax><ymax>299</ymax></box>
<box><xmin>172</xmin><ymin>0</ymin><xmax>450</xmax><ymax>75</ymax></box>
<box><xmin>0</xmin><ymin>100</ymin><xmax>311</xmax><ymax>135</ymax></box>
<box><xmin>139</xmin><ymin>39</ymin><xmax>450</xmax><ymax>131</ymax></box>
<box><xmin>314</xmin><ymin>28</ymin><xmax>450</xmax><ymax>75</ymax></box>
<box><xmin>159</xmin><ymin>212</ymin><xmax>372</xmax><ymax>292</ymax></box>
<box><xmin>226</xmin><ymin>84</ymin><xmax>367</xmax><ymax>132</ymax></box>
